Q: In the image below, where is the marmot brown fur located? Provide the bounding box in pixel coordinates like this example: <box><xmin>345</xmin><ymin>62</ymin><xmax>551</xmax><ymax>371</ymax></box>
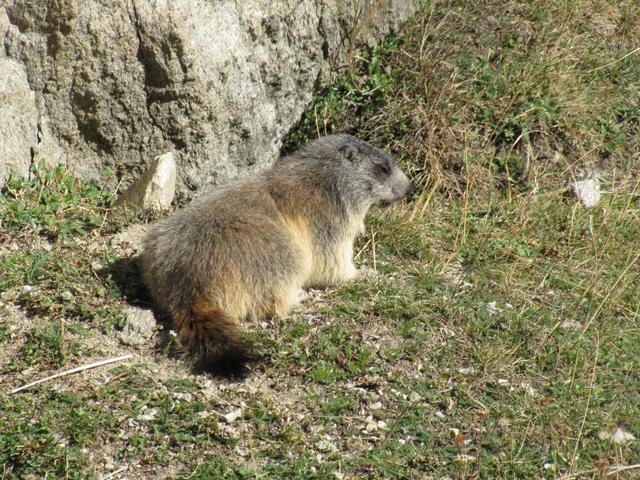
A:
<box><xmin>142</xmin><ymin>134</ymin><xmax>411</xmax><ymax>374</ymax></box>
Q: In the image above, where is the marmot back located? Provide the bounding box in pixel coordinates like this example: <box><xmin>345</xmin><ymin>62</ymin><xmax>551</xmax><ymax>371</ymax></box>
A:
<box><xmin>142</xmin><ymin>134</ymin><xmax>411</xmax><ymax>374</ymax></box>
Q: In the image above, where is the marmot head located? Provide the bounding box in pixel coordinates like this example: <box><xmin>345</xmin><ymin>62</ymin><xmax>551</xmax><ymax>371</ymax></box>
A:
<box><xmin>330</xmin><ymin>134</ymin><xmax>412</xmax><ymax>209</ymax></box>
<box><xmin>285</xmin><ymin>134</ymin><xmax>412</xmax><ymax>211</ymax></box>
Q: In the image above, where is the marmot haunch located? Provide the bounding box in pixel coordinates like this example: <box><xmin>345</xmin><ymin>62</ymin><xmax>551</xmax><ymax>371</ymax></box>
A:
<box><xmin>142</xmin><ymin>134</ymin><xmax>412</xmax><ymax>374</ymax></box>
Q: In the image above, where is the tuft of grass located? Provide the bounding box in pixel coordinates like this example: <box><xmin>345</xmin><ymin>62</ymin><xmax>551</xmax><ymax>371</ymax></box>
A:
<box><xmin>283</xmin><ymin>0</ymin><xmax>640</xmax><ymax>196</ymax></box>
<box><xmin>0</xmin><ymin>161</ymin><xmax>124</xmax><ymax>241</ymax></box>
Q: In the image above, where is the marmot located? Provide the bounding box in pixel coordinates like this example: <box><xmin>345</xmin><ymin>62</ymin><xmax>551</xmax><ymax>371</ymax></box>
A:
<box><xmin>142</xmin><ymin>134</ymin><xmax>411</xmax><ymax>374</ymax></box>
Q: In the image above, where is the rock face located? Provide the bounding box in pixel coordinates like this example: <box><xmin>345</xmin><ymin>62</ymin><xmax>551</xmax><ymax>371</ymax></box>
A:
<box><xmin>0</xmin><ymin>55</ymin><xmax>37</xmax><ymax>184</ymax></box>
<box><xmin>1</xmin><ymin>0</ymin><xmax>419</xmax><ymax>195</ymax></box>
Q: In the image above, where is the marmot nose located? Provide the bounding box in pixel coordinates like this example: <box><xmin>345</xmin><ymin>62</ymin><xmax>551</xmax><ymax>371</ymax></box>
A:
<box><xmin>405</xmin><ymin>183</ymin><xmax>416</xmax><ymax>198</ymax></box>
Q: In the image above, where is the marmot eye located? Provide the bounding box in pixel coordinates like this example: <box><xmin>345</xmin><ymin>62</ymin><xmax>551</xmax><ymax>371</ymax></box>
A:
<box><xmin>375</xmin><ymin>162</ymin><xmax>391</xmax><ymax>176</ymax></box>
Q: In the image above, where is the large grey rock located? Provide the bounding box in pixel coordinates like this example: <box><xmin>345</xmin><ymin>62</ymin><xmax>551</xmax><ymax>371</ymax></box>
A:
<box><xmin>0</xmin><ymin>55</ymin><xmax>37</xmax><ymax>184</ymax></box>
<box><xmin>1</xmin><ymin>0</ymin><xmax>419</xmax><ymax>194</ymax></box>
<box><xmin>1</xmin><ymin>7</ymin><xmax>64</xmax><ymax>180</ymax></box>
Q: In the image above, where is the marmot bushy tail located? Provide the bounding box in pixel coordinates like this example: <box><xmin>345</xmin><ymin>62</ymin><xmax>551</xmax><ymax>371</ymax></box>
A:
<box><xmin>142</xmin><ymin>134</ymin><xmax>412</xmax><ymax>375</ymax></box>
<box><xmin>173</xmin><ymin>305</ymin><xmax>251</xmax><ymax>374</ymax></box>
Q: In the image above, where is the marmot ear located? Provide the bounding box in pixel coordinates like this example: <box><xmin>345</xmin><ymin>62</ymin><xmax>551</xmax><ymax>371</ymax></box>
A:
<box><xmin>339</xmin><ymin>144</ymin><xmax>359</xmax><ymax>163</ymax></box>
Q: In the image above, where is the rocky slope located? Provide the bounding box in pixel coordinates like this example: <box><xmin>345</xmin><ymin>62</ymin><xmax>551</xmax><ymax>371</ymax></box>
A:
<box><xmin>0</xmin><ymin>0</ymin><xmax>418</xmax><ymax>195</ymax></box>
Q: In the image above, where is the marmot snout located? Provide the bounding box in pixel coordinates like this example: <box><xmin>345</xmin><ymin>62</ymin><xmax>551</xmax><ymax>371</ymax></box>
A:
<box><xmin>142</xmin><ymin>134</ymin><xmax>411</xmax><ymax>374</ymax></box>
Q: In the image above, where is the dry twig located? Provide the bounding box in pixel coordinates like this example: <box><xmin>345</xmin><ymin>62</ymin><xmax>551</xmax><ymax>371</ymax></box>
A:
<box><xmin>10</xmin><ymin>354</ymin><xmax>134</xmax><ymax>394</ymax></box>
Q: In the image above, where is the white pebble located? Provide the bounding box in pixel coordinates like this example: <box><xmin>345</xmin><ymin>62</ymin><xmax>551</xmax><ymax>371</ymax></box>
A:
<box><xmin>222</xmin><ymin>408</ymin><xmax>242</xmax><ymax>424</ymax></box>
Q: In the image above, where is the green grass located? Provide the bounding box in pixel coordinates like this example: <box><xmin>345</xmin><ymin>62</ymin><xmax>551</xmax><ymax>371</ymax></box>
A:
<box><xmin>2</xmin><ymin>0</ymin><xmax>640</xmax><ymax>478</ymax></box>
<box><xmin>0</xmin><ymin>161</ymin><xmax>121</xmax><ymax>240</ymax></box>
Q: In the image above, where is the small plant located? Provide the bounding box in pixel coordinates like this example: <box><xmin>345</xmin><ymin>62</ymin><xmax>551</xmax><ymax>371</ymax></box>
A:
<box><xmin>0</xmin><ymin>161</ymin><xmax>120</xmax><ymax>241</ymax></box>
<box><xmin>1</xmin><ymin>161</ymin><xmax>146</xmax><ymax>246</ymax></box>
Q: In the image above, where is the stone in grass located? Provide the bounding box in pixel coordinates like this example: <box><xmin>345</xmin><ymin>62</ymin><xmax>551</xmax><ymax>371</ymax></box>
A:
<box><xmin>222</xmin><ymin>408</ymin><xmax>242</xmax><ymax>424</ymax></box>
<box><xmin>598</xmin><ymin>427</ymin><xmax>636</xmax><ymax>445</ymax></box>
<box><xmin>137</xmin><ymin>407</ymin><xmax>158</xmax><ymax>421</ymax></box>
<box><xmin>315</xmin><ymin>438</ymin><xmax>339</xmax><ymax>452</ymax></box>
<box><xmin>572</xmin><ymin>172</ymin><xmax>601</xmax><ymax>207</ymax></box>
<box><xmin>117</xmin><ymin>152</ymin><xmax>176</xmax><ymax>210</ymax></box>
<box><xmin>117</xmin><ymin>306</ymin><xmax>157</xmax><ymax>346</ymax></box>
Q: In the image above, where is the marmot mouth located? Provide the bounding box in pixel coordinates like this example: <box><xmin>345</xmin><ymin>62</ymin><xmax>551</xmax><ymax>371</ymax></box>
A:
<box><xmin>377</xmin><ymin>199</ymin><xmax>394</xmax><ymax>208</ymax></box>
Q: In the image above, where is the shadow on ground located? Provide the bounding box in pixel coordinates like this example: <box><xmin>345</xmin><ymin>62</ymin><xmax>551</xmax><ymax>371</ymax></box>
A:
<box><xmin>103</xmin><ymin>254</ymin><xmax>259</xmax><ymax>380</ymax></box>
